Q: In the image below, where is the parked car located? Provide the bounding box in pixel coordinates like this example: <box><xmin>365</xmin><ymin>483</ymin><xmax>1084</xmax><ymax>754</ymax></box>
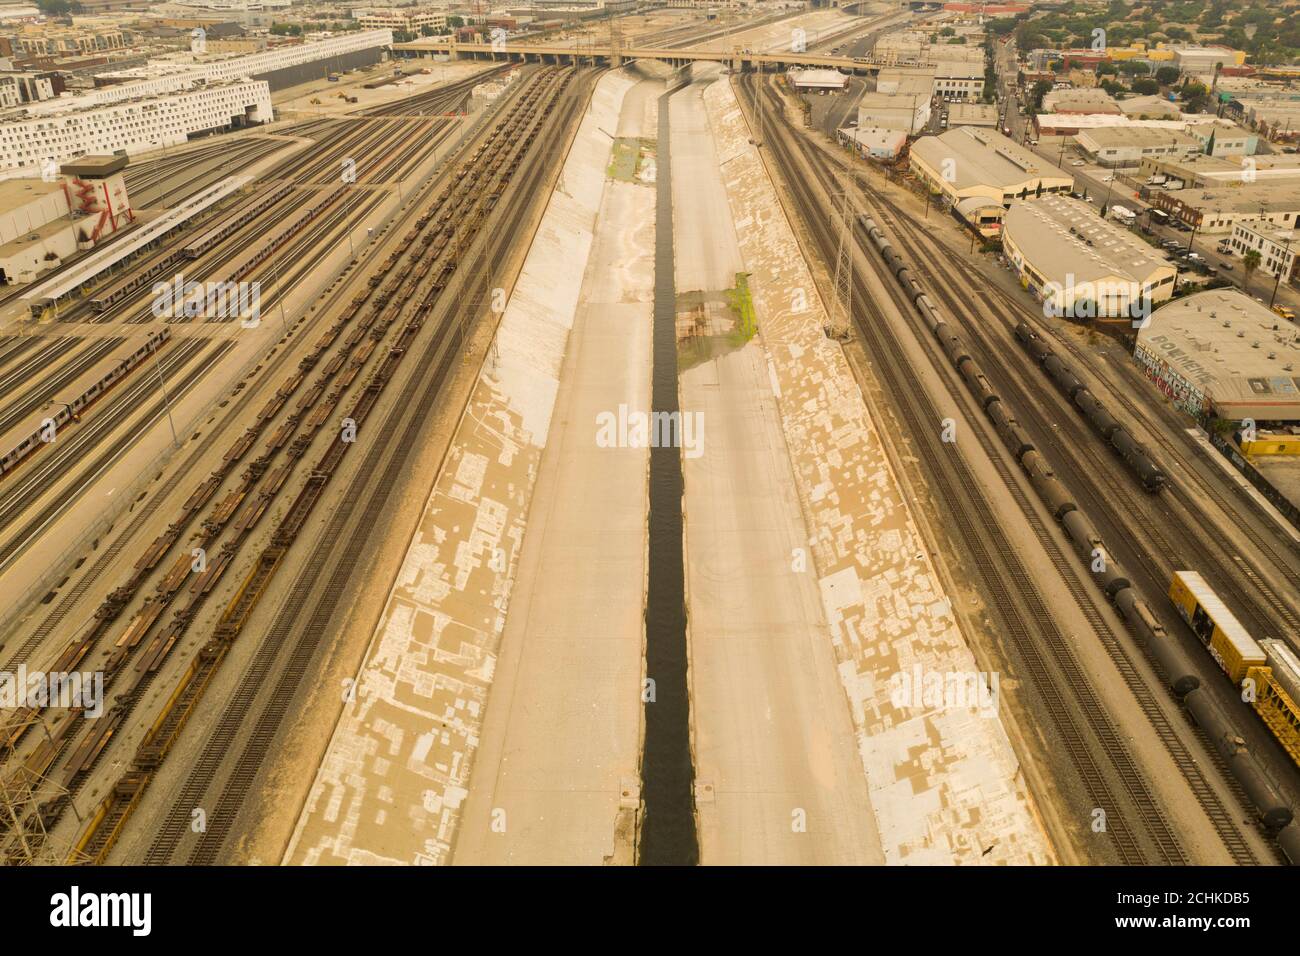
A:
<box><xmin>1071</xmin><ymin>160</ymin><xmax>1085</xmax><ymax>166</ymax></box>
<box><xmin>1220</xmin><ymin>262</ymin><xmax>1234</xmax><ymax>271</ymax></box>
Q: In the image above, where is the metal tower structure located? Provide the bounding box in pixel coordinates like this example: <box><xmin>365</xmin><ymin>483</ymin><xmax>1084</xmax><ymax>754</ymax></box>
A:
<box><xmin>826</xmin><ymin>176</ymin><xmax>855</xmax><ymax>341</ymax></box>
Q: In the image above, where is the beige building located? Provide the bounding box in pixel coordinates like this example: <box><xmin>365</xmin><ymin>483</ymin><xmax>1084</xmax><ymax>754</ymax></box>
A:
<box><xmin>875</xmin><ymin>66</ymin><xmax>935</xmax><ymax>95</ymax></box>
<box><xmin>1184</xmin><ymin>120</ymin><xmax>1254</xmax><ymax>157</ymax></box>
<box><xmin>354</xmin><ymin>8</ymin><xmax>448</xmax><ymax>33</ymax></box>
<box><xmin>1137</xmin><ymin>153</ymin><xmax>1300</xmax><ymax>189</ymax></box>
<box><xmin>910</xmin><ymin>126</ymin><xmax>1072</xmax><ymax>208</ymax></box>
<box><xmin>947</xmin><ymin>102</ymin><xmax>997</xmax><ymax>128</ymax></box>
<box><xmin>1147</xmin><ymin>181</ymin><xmax>1300</xmax><ymax>234</ymax></box>
<box><xmin>1042</xmin><ymin>87</ymin><xmax>1119</xmax><ymax>114</ymax></box>
<box><xmin>1002</xmin><ymin>194</ymin><xmax>1176</xmax><ymax>320</ymax></box>
<box><xmin>934</xmin><ymin>59</ymin><xmax>984</xmax><ymax>102</ymax></box>
<box><xmin>1118</xmin><ymin>94</ymin><xmax>1183</xmax><ymax>120</ymax></box>
<box><xmin>1135</xmin><ymin>290</ymin><xmax>1300</xmax><ymax>421</ymax></box>
<box><xmin>857</xmin><ymin>90</ymin><xmax>929</xmax><ymax>134</ymax></box>
<box><xmin>1076</xmin><ymin>126</ymin><xmax>1203</xmax><ymax>168</ymax></box>
<box><xmin>14</xmin><ymin>27</ymin><xmax>125</xmax><ymax>56</ymax></box>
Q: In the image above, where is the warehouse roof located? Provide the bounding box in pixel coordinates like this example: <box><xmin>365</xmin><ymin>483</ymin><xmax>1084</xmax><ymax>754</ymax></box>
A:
<box><xmin>1117</xmin><ymin>94</ymin><xmax>1183</xmax><ymax>118</ymax></box>
<box><xmin>877</xmin><ymin>66</ymin><xmax>936</xmax><ymax>88</ymax></box>
<box><xmin>947</xmin><ymin>102</ymin><xmax>997</xmax><ymax>126</ymax></box>
<box><xmin>1138</xmin><ymin>290</ymin><xmax>1300</xmax><ymax>415</ymax></box>
<box><xmin>911</xmin><ymin>126</ymin><xmax>1068</xmax><ymax>191</ymax></box>
<box><xmin>1003</xmin><ymin>194</ymin><xmax>1172</xmax><ymax>289</ymax></box>
<box><xmin>858</xmin><ymin>90</ymin><xmax>927</xmax><ymax>110</ymax></box>
<box><xmin>1078</xmin><ymin>126</ymin><xmax>1201</xmax><ymax>149</ymax></box>
<box><xmin>1035</xmin><ymin>113</ymin><xmax>1217</xmax><ymax>131</ymax></box>
<box><xmin>1163</xmin><ymin>181</ymin><xmax>1300</xmax><ymax>215</ymax></box>
<box><xmin>842</xmin><ymin>126</ymin><xmax>907</xmax><ymax>152</ymax></box>
<box><xmin>933</xmin><ymin>60</ymin><xmax>985</xmax><ymax>79</ymax></box>
<box><xmin>0</xmin><ymin>178</ymin><xmax>62</xmax><ymax>210</ymax></box>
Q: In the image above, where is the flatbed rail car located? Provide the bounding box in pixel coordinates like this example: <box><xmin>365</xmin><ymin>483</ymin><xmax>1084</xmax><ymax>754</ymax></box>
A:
<box><xmin>0</xmin><ymin>328</ymin><xmax>171</xmax><ymax>479</ymax></box>
<box><xmin>180</xmin><ymin>182</ymin><xmax>295</xmax><ymax>260</ymax></box>
<box><xmin>1170</xmin><ymin>570</ymin><xmax>1300</xmax><ymax>768</ymax></box>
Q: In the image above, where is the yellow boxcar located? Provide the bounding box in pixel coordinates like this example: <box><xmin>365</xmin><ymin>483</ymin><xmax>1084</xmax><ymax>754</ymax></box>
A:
<box><xmin>1239</xmin><ymin>434</ymin><xmax>1300</xmax><ymax>457</ymax></box>
<box><xmin>1168</xmin><ymin>571</ymin><xmax>1267</xmax><ymax>684</ymax></box>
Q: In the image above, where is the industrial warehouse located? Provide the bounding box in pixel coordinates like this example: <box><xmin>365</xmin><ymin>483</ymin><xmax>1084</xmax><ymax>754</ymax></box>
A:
<box><xmin>910</xmin><ymin>126</ymin><xmax>1073</xmax><ymax>208</ymax></box>
<box><xmin>1002</xmin><ymin>194</ymin><xmax>1176</xmax><ymax>319</ymax></box>
<box><xmin>0</xmin><ymin>0</ymin><xmax>1299</xmax><ymax>925</ymax></box>
<box><xmin>1135</xmin><ymin>290</ymin><xmax>1300</xmax><ymax>422</ymax></box>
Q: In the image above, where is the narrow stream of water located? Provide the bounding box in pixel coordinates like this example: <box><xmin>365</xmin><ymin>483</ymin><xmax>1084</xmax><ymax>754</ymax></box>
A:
<box><xmin>638</xmin><ymin>80</ymin><xmax>699</xmax><ymax>866</ymax></box>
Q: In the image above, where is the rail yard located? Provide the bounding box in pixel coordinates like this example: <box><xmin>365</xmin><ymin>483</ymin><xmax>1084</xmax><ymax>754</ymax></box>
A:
<box><xmin>1</xmin><ymin>4</ymin><xmax>1299</xmax><ymax>928</ymax></box>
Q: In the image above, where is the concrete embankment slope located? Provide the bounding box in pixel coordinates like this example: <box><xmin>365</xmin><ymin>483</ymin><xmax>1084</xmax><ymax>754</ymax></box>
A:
<box><xmin>283</xmin><ymin>70</ymin><xmax>638</xmax><ymax>866</ymax></box>
<box><xmin>453</xmin><ymin>73</ymin><xmax>663</xmax><ymax>865</ymax></box>
<box><xmin>700</xmin><ymin>75</ymin><xmax>1054</xmax><ymax>865</ymax></box>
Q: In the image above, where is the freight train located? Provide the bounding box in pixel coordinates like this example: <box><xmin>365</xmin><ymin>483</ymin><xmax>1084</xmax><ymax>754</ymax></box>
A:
<box><xmin>858</xmin><ymin>211</ymin><xmax>1300</xmax><ymax>863</ymax></box>
<box><xmin>1013</xmin><ymin>322</ymin><xmax>1166</xmax><ymax>492</ymax></box>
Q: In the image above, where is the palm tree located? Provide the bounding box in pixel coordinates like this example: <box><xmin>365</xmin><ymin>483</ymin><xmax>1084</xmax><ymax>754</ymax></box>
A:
<box><xmin>1243</xmin><ymin>249</ymin><xmax>1262</xmax><ymax>290</ymax></box>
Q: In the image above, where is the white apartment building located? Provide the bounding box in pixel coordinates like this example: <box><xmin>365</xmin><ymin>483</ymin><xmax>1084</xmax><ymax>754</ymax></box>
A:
<box><xmin>0</xmin><ymin>30</ymin><xmax>391</xmax><ymax>172</ymax></box>
<box><xmin>67</xmin><ymin>29</ymin><xmax>392</xmax><ymax>113</ymax></box>
<box><xmin>1228</xmin><ymin>219</ymin><xmax>1297</xmax><ymax>280</ymax></box>
<box><xmin>0</xmin><ymin>80</ymin><xmax>273</xmax><ymax>173</ymax></box>
<box><xmin>0</xmin><ymin>73</ymin><xmax>54</xmax><ymax>109</ymax></box>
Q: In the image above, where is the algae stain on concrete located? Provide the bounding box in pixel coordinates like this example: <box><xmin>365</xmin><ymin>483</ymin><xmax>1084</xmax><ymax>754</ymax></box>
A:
<box><xmin>676</xmin><ymin>274</ymin><xmax>760</xmax><ymax>373</ymax></box>
<box><xmin>608</xmin><ymin>136</ymin><xmax>657</xmax><ymax>184</ymax></box>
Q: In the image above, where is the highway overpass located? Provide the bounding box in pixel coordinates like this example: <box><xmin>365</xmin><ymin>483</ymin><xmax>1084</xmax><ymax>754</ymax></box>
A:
<box><xmin>394</xmin><ymin>39</ymin><xmax>925</xmax><ymax>74</ymax></box>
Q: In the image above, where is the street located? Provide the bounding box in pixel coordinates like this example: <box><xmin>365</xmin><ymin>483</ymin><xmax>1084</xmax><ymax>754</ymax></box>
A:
<box><xmin>989</xmin><ymin>37</ymin><xmax>1299</xmax><ymax>316</ymax></box>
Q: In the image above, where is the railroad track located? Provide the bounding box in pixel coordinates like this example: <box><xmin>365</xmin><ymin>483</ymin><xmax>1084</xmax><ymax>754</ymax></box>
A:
<box><xmin>839</xmin><ymin>167</ymin><xmax>1300</xmax><ymax>760</ymax></box>
<box><xmin>0</xmin><ymin>164</ymin><xmax>417</xmax><ymax>589</ymax></box>
<box><xmin>356</xmin><ymin>66</ymin><xmax>511</xmax><ymax>117</ymax></box>
<box><xmin>854</xmin><ymin>197</ymin><xmax>1267</xmax><ymax>866</ymax></box>
<box><xmin>0</xmin><ymin>191</ymin><xmax>393</xmax><ymax>669</ymax></box>
<box><xmin>744</xmin><ymin>75</ymin><xmax>1187</xmax><ymax>865</ymax></box>
<box><xmin>0</xmin><ymin>99</ymin><xmax>464</xmax><ymax>676</ymax></box>
<box><xmin>125</xmin><ymin>138</ymin><xmax>289</xmax><ymax>208</ymax></box>
<box><xmin>54</xmin><ymin>67</ymin><xmax>584</xmax><ymax>865</ymax></box>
